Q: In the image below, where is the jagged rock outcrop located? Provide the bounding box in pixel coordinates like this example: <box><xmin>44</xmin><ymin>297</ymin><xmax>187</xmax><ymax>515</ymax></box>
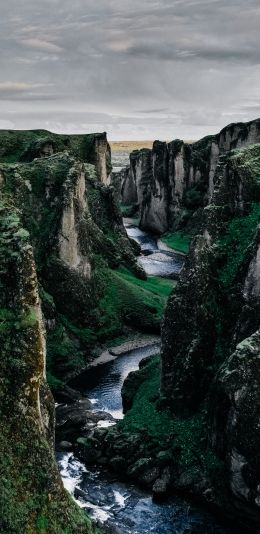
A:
<box><xmin>211</xmin><ymin>331</ymin><xmax>260</xmax><ymax>526</ymax></box>
<box><xmin>121</xmin><ymin>118</ymin><xmax>260</xmax><ymax>234</ymax></box>
<box><xmin>0</xmin><ymin>204</ymin><xmax>98</xmax><ymax>533</ymax></box>
<box><xmin>161</xmin><ymin>143</ymin><xmax>260</xmax><ymax>527</ymax></box>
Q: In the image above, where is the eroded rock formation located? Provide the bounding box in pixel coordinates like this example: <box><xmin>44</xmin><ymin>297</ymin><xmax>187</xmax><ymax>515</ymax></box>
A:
<box><xmin>0</xmin><ymin>204</ymin><xmax>98</xmax><ymax>533</ymax></box>
<box><xmin>161</xmin><ymin>143</ymin><xmax>260</xmax><ymax>526</ymax></box>
<box><xmin>121</xmin><ymin>118</ymin><xmax>260</xmax><ymax>235</ymax></box>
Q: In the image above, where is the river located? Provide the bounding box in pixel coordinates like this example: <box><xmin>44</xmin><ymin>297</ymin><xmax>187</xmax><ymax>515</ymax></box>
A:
<box><xmin>56</xmin><ymin>339</ymin><xmax>233</xmax><ymax>533</ymax></box>
<box><xmin>56</xmin><ymin>150</ymin><xmax>234</xmax><ymax>534</ymax></box>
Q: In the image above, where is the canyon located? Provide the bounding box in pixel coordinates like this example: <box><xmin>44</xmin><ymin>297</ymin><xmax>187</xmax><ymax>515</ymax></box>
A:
<box><xmin>120</xmin><ymin>118</ymin><xmax>260</xmax><ymax>235</ymax></box>
<box><xmin>0</xmin><ymin>119</ymin><xmax>259</xmax><ymax>533</ymax></box>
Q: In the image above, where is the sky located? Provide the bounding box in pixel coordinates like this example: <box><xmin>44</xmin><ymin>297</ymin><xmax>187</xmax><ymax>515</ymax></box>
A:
<box><xmin>1</xmin><ymin>0</ymin><xmax>260</xmax><ymax>141</ymax></box>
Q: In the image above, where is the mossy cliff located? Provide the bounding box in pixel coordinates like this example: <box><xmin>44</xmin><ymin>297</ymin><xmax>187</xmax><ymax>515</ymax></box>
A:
<box><xmin>121</xmin><ymin>118</ymin><xmax>260</xmax><ymax>236</ymax></box>
<box><xmin>0</xmin><ymin>204</ymin><xmax>99</xmax><ymax>533</ymax></box>
<box><xmin>88</xmin><ymin>144</ymin><xmax>260</xmax><ymax>531</ymax></box>
<box><xmin>0</xmin><ymin>129</ymin><xmax>167</xmax><ymax>389</ymax></box>
<box><xmin>160</xmin><ymin>143</ymin><xmax>260</xmax><ymax>526</ymax></box>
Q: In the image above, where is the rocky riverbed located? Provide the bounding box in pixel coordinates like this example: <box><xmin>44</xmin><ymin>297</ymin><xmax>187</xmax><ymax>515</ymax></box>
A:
<box><xmin>56</xmin><ymin>343</ymin><xmax>233</xmax><ymax>533</ymax></box>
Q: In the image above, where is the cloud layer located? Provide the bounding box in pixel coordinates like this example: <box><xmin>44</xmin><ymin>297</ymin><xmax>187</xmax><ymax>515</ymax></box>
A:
<box><xmin>0</xmin><ymin>0</ymin><xmax>260</xmax><ymax>140</ymax></box>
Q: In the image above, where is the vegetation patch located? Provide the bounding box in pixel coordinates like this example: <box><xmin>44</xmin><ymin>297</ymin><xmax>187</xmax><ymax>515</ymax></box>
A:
<box><xmin>93</xmin><ymin>264</ymin><xmax>169</xmax><ymax>338</ymax></box>
<box><xmin>161</xmin><ymin>230</ymin><xmax>192</xmax><ymax>253</ymax></box>
<box><xmin>117</xmin><ymin>356</ymin><xmax>222</xmax><ymax>475</ymax></box>
<box><xmin>217</xmin><ymin>202</ymin><xmax>260</xmax><ymax>288</ymax></box>
<box><xmin>115</xmin><ymin>267</ymin><xmax>176</xmax><ymax>298</ymax></box>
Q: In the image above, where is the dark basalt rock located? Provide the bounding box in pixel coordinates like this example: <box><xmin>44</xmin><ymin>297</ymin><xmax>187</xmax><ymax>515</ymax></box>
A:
<box><xmin>160</xmin><ymin>143</ymin><xmax>260</xmax><ymax>527</ymax></box>
<box><xmin>54</xmin><ymin>385</ymin><xmax>86</xmax><ymax>404</ymax></box>
<box><xmin>210</xmin><ymin>331</ymin><xmax>260</xmax><ymax>525</ymax></box>
<box><xmin>56</xmin><ymin>400</ymin><xmax>114</xmax><ymax>441</ymax></box>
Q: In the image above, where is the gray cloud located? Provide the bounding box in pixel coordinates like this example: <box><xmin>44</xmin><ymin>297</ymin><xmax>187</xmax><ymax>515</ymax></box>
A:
<box><xmin>0</xmin><ymin>0</ymin><xmax>260</xmax><ymax>140</ymax></box>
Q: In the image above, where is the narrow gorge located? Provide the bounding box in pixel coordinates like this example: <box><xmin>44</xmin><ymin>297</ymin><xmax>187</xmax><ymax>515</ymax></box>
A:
<box><xmin>0</xmin><ymin>119</ymin><xmax>260</xmax><ymax>533</ymax></box>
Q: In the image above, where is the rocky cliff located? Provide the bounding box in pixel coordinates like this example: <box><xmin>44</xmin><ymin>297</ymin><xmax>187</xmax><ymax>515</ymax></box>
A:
<box><xmin>0</xmin><ymin>129</ymin><xmax>149</xmax><ymax>386</ymax></box>
<box><xmin>90</xmin><ymin>142</ymin><xmax>260</xmax><ymax>532</ymax></box>
<box><xmin>161</xmin><ymin>143</ymin><xmax>260</xmax><ymax>526</ymax></box>
<box><xmin>0</xmin><ymin>203</ymin><xmax>98</xmax><ymax>533</ymax></box>
<box><xmin>0</xmin><ymin>129</ymin><xmax>111</xmax><ymax>184</ymax></box>
<box><xmin>121</xmin><ymin>118</ymin><xmax>260</xmax><ymax>235</ymax></box>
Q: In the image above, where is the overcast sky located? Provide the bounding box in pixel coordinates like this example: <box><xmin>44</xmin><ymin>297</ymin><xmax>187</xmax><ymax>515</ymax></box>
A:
<box><xmin>1</xmin><ymin>0</ymin><xmax>260</xmax><ymax>140</ymax></box>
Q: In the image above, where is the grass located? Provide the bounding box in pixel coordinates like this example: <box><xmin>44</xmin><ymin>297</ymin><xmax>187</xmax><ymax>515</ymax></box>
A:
<box><xmin>217</xmin><ymin>202</ymin><xmax>260</xmax><ymax>287</ymax></box>
<box><xmin>94</xmin><ymin>265</ymin><xmax>170</xmax><ymax>338</ymax></box>
<box><xmin>119</xmin><ymin>356</ymin><xmax>173</xmax><ymax>440</ymax></box>
<box><xmin>116</xmin><ymin>267</ymin><xmax>176</xmax><ymax>298</ymax></box>
<box><xmin>161</xmin><ymin>230</ymin><xmax>192</xmax><ymax>253</ymax></box>
<box><xmin>118</xmin><ymin>356</ymin><xmax>220</xmax><ymax>471</ymax></box>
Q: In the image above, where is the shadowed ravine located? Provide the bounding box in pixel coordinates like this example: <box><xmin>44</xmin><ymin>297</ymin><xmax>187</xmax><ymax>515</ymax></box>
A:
<box><xmin>57</xmin><ymin>343</ymin><xmax>233</xmax><ymax>533</ymax></box>
<box><xmin>56</xmin><ymin>152</ymin><xmax>233</xmax><ymax>534</ymax></box>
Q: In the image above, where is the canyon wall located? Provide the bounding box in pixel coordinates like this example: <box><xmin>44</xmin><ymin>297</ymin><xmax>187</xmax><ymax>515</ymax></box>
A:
<box><xmin>0</xmin><ymin>129</ymin><xmax>111</xmax><ymax>184</ymax></box>
<box><xmin>0</xmin><ymin>128</ymin><xmax>140</xmax><ymax>532</ymax></box>
<box><xmin>161</xmin><ymin>143</ymin><xmax>260</xmax><ymax>526</ymax></box>
<box><xmin>0</xmin><ymin>204</ymin><xmax>98</xmax><ymax>533</ymax></box>
<box><xmin>0</xmin><ymin>130</ymin><xmax>141</xmax><ymax>386</ymax></box>
<box><xmin>121</xmin><ymin>118</ymin><xmax>260</xmax><ymax>234</ymax></box>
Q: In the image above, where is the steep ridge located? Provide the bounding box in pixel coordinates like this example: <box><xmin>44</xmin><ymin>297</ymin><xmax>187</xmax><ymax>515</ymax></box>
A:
<box><xmin>121</xmin><ymin>118</ymin><xmax>260</xmax><ymax>235</ymax></box>
<box><xmin>0</xmin><ymin>129</ymin><xmax>111</xmax><ymax>184</ymax></box>
<box><xmin>0</xmin><ymin>203</ymin><xmax>99</xmax><ymax>533</ymax></box>
<box><xmin>161</xmin><ymin>143</ymin><xmax>260</xmax><ymax>525</ymax></box>
<box><xmin>0</xmin><ymin>130</ymin><xmax>163</xmax><ymax>388</ymax></box>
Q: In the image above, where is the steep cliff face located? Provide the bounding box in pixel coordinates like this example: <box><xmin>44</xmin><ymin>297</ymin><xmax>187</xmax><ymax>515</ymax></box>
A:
<box><xmin>0</xmin><ymin>204</ymin><xmax>97</xmax><ymax>533</ymax></box>
<box><xmin>0</xmin><ymin>146</ymin><xmax>141</xmax><ymax>384</ymax></box>
<box><xmin>161</xmin><ymin>143</ymin><xmax>260</xmax><ymax>525</ymax></box>
<box><xmin>121</xmin><ymin>118</ymin><xmax>260</xmax><ymax>234</ymax></box>
<box><xmin>0</xmin><ymin>128</ymin><xmax>166</xmax><ymax>390</ymax></box>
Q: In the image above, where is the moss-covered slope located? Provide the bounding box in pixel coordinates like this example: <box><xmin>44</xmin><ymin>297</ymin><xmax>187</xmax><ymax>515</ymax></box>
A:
<box><xmin>0</xmin><ymin>203</ymin><xmax>98</xmax><ymax>533</ymax></box>
<box><xmin>0</xmin><ymin>130</ymin><xmax>167</xmax><ymax>388</ymax></box>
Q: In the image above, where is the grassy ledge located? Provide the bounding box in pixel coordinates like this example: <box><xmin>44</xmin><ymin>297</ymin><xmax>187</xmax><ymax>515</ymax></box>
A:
<box><xmin>160</xmin><ymin>231</ymin><xmax>191</xmax><ymax>254</ymax></box>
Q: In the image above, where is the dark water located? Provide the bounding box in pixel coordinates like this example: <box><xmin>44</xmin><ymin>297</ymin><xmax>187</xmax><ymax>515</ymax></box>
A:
<box><xmin>124</xmin><ymin>220</ymin><xmax>184</xmax><ymax>277</ymax></box>
<box><xmin>72</xmin><ymin>343</ymin><xmax>161</xmax><ymax>420</ymax></box>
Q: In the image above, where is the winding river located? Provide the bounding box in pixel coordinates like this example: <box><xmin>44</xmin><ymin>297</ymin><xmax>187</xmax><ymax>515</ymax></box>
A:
<box><xmin>57</xmin><ymin>340</ymin><xmax>233</xmax><ymax>533</ymax></box>
<box><xmin>124</xmin><ymin>219</ymin><xmax>184</xmax><ymax>277</ymax></box>
<box><xmin>56</xmin><ymin>152</ymin><xmax>234</xmax><ymax>533</ymax></box>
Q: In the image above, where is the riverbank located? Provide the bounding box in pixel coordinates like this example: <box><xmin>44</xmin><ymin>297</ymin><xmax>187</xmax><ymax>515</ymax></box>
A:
<box><xmin>90</xmin><ymin>335</ymin><xmax>160</xmax><ymax>367</ymax></box>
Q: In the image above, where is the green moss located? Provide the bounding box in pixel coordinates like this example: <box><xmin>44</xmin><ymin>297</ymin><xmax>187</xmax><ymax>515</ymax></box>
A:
<box><xmin>0</xmin><ymin>204</ymin><xmax>98</xmax><ymax>533</ymax></box>
<box><xmin>93</xmin><ymin>263</ymin><xmax>170</xmax><ymax>339</ymax></box>
<box><xmin>46</xmin><ymin>319</ymin><xmax>87</xmax><ymax>381</ymax></box>
<box><xmin>161</xmin><ymin>230</ymin><xmax>192</xmax><ymax>253</ymax></box>
<box><xmin>115</xmin><ymin>267</ymin><xmax>176</xmax><ymax>298</ymax></box>
<box><xmin>0</xmin><ymin>129</ymin><xmax>98</xmax><ymax>164</ymax></box>
<box><xmin>118</xmin><ymin>356</ymin><xmax>222</xmax><ymax>475</ymax></box>
<box><xmin>217</xmin><ymin>202</ymin><xmax>260</xmax><ymax>287</ymax></box>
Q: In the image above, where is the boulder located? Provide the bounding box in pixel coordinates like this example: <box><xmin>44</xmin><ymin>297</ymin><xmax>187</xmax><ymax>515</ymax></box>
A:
<box><xmin>152</xmin><ymin>467</ymin><xmax>171</xmax><ymax>496</ymax></box>
<box><xmin>57</xmin><ymin>440</ymin><xmax>73</xmax><ymax>451</ymax></box>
